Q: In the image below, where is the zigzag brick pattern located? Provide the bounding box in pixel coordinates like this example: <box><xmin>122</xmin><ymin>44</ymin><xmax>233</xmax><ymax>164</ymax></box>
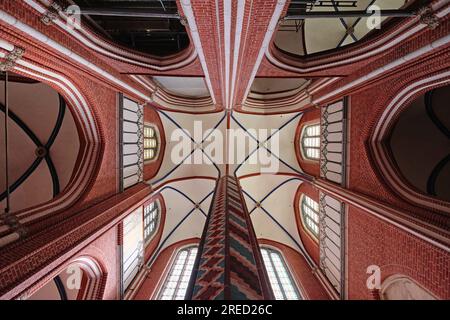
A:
<box><xmin>188</xmin><ymin>176</ymin><xmax>272</xmax><ymax>300</ymax></box>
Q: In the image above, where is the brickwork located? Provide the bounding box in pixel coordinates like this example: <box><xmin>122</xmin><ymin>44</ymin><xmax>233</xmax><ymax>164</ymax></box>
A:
<box><xmin>347</xmin><ymin>204</ymin><xmax>450</xmax><ymax>299</ymax></box>
<box><xmin>0</xmin><ymin>0</ymin><xmax>448</xmax><ymax>301</ymax></box>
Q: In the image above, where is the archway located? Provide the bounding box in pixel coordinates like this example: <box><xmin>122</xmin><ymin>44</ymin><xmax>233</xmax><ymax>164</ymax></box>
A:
<box><xmin>27</xmin><ymin>256</ymin><xmax>106</xmax><ymax>300</ymax></box>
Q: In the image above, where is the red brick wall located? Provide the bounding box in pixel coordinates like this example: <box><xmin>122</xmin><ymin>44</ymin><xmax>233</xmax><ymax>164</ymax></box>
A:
<box><xmin>76</xmin><ymin>226</ymin><xmax>119</xmax><ymax>300</ymax></box>
<box><xmin>346</xmin><ymin>56</ymin><xmax>449</xmax><ymax>218</ymax></box>
<box><xmin>347</xmin><ymin>204</ymin><xmax>450</xmax><ymax>299</ymax></box>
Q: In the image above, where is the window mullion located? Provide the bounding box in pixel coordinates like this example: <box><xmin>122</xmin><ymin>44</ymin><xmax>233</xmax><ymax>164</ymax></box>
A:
<box><xmin>268</xmin><ymin>249</ymin><xmax>288</xmax><ymax>300</ymax></box>
<box><xmin>173</xmin><ymin>249</ymin><xmax>190</xmax><ymax>299</ymax></box>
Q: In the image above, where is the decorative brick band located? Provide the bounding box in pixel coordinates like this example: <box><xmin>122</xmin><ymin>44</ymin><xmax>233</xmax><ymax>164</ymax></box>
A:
<box><xmin>187</xmin><ymin>176</ymin><xmax>273</xmax><ymax>300</ymax></box>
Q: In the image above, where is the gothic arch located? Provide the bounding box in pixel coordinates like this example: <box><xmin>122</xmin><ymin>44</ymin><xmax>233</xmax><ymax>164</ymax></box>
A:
<box><xmin>294</xmin><ymin>183</ymin><xmax>320</xmax><ymax>265</ymax></box>
<box><xmin>0</xmin><ymin>60</ymin><xmax>102</xmax><ymax>246</ymax></box>
<box><xmin>370</xmin><ymin>71</ymin><xmax>450</xmax><ymax>215</ymax></box>
<box><xmin>25</xmin><ymin>255</ymin><xmax>106</xmax><ymax>300</ymax></box>
<box><xmin>380</xmin><ymin>274</ymin><xmax>437</xmax><ymax>300</ymax></box>
<box><xmin>266</xmin><ymin>0</ymin><xmax>447</xmax><ymax>74</ymax></box>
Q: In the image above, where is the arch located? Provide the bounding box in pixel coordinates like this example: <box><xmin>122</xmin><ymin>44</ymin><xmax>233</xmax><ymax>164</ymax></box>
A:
<box><xmin>380</xmin><ymin>274</ymin><xmax>437</xmax><ymax>300</ymax></box>
<box><xmin>143</xmin><ymin>199</ymin><xmax>161</xmax><ymax>245</ymax></box>
<box><xmin>69</xmin><ymin>256</ymin><xmax>107</xmax><ymax>300</ymax></box>
<box><xmin>26</xmin><ymin>256</ymin><xmax>106</xmax><ymax>300</ymax></box>
<box><xmin>294</xmin><ymin>183</ymin><xmax>320</xmax><ymax>265</ymax></box>
<box><xmin>144</xmin><ymin>194</ymin><xmax>167</xmax><ymax>261</ymax></box>
<box><xmin>0</xmin><ymin>63</ymin><xmax>101</xmax><ymax>244</ymax></box>
<box><xmin>388</xmin><ymin>85</ymin><xmax>450</xmax><ymax>202</ymax></box>
<box><xmin>265</xmin><ymin>0</ymin><xmax>450</xmax><ymax>75</ymax></box>
<box><xmin>143</xmin><ymin>124</ymin><xmax>159</xmax><ymax>162</ymax></box>
<box><xmin>294</xmin><ymin>107</ymin><xmax>321</xmax><ymax>177</ymax></box>
<box><xmin>143</xmin><ymin>105</ymin><xmax>166</xmax><ymax>181</ymax></box>
<box><xmin>301</xmin><ymin>124</ymin><xmax>321</xmax><ymax>160</ymax></box>
<box><xmin>1</xmin><ymin>75</ymin><xmax>79</xmax><ymax>213</ymax></box>
<box><xmin>24</xmin><ymin>0</ymin><xmax>198</xmax><ymax>71</ymax></box>
<box><xmin>274</xmin><ymin>0</ymin><xmax>409</xmax><ymax>57</ymax></box>
<box><xmin>300</xmin><ymin>195</ymin><xmax>320</xmax><ymax>240</ymax></box>
<box><xmin>370</xmin><ymin>71</ymin><xmax>450</xmax><ymax>214</ymax></box>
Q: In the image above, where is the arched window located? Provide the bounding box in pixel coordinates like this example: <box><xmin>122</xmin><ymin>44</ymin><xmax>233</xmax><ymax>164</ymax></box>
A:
<box><xmin>143</xmin><ymin>201</ymin><xmax>159</xmax><ymax>243</ymax></box>
<box><xmin>144</xmin><ymin>125</ymin><xmax>158</xmax><ymax>161</ymax></box>
<box><xmin>260</xmin><ymin>247</ymin><xmax>301</xmax><ymax>300</ymax></box>
<box><xmin>301</xmin><ymin>124</ymin><xmax>320</xmax><ymax>160</ymax></box>
<box><xmin>158</xmin><ymin>246</ymin><xmax>198</xmax><ymax>300</ymax></box>
<box><xmin>301</xmin><ymin>195</ymin><xmax>319</xmax><ymax>239</ymax></box>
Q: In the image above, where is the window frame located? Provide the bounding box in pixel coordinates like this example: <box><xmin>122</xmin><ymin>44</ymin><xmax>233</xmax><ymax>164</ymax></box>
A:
<box><xmin>157</xmin><ymin>245</ymin><xmax>198</xmax><ymax>300</ymax></box>
<box><xmin>143</xmin><ymin>200</ymin><xmax>160</xmax><ymax>245</ymax></box>
<box><xmin>119</xmin><ymin>94</ymin><xmax>144</xmax><ymax>191</ymax></box>
<box><xmin>300</xmin><ymin>195</ymin><xmax>320</xmax><ymax>241</ymax></box>
<box><xmin>300</xmin><ymin>123</ymin><xmax>321</xmax><ymax>161</ymax></box>
<box><xmin>260</xmin><ymin>246</ymin><xmax>302</xmax><ymax>300</ymax></box>
<box><xmin>143</xmin><ymin>123</ymin><xmax>159</xmax><ymax>163</ymax></box>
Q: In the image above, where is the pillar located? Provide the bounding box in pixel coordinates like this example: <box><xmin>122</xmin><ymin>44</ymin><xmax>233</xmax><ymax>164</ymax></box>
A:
<box><xmin>186</xmin><ymin>176</ymin><xmax>273</xmax><ymax>300</ymax></box>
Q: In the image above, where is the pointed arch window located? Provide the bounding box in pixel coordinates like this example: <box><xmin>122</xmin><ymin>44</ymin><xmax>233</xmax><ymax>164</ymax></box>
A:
<box><xmin>158</xmin><ymin>246</ymin><xmax>198</xmax><ymax>300</ymax></box>
<box><xmin>143</xmin><ymin>201</ymin><xmax>159</xmax><ymax>244</ymax></box>
<box><xmin>301</xmin><ymin>195</ymin><xmax>320</xmax><ymax>239</ymax></box>
<box><xmin>301</xmin><ymin>124</ymin><xmax>320</xmax><ymax>160</ymax></box>
<box><xmin>144</xmin><ymin>125</ymin><xmax>158</xmax><ymax>161</ymax></box>
<box><xmin>261</xmin><ymin>247</ymin><xmax>301</xmax><ymax>300</ymax></box>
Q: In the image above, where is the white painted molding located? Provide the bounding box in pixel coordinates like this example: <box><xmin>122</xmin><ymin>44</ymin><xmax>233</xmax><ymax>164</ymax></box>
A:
<box><xmin>180</xmin><ymin>0</ymin><xmax>217</xmax><ymax>105</ymax></box>
<box><xmin>0</xmin><ymin>10</ymin><xmax>152</xmax><ymax>102</ymax></box>
<box><xmin>23</xmin><ymin>0</ymin><xmax>198</xmax><ymax>71</ymax></box>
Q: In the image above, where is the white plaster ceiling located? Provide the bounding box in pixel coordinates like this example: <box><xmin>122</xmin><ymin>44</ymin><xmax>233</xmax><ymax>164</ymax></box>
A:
<box><xmin>149</xmin><ymin>110</ymin><xmax>226</xmax><ymax>188</ymax></box>
<box><xmin>275</xmin><ymin>0</ymin><xmax>408</xmax><ymax>55</ymax></box>
<box><xmin>0</xmin><ymin>80</ymin><xmax>80</xmax><ymax>213</ymax></box>
<box><xmin>153</xmin><ymin>76</ymin><xmax>210</xmax><ymax>98</ymax></box>
<box><xmin>240</xmin><ymin>174</ymin><xmax>305</xmax><ymax>254</ymax></box>
<box><xmin>250</xmin><ymin>78</ymin><xmax>309</xmax><ymax>94</ymax></box>
<box><xmin>156</xmin><ymin>178</ymin><xmax>215</xmax><ymax>254</ymax></box>
<box><xmin>229</xmin><ymin>111</ymin><xmax>304</xmax><ymax>178</ymax></box>
<box><xmin>147</xmin><ymin>106</ymin><xmax>313</xmax><ymax>266</ymax></box>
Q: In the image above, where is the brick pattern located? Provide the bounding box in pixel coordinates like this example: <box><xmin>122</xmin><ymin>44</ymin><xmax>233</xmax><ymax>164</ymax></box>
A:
<box><xmin>189</xmin><ymin>176</ymin><xmax>272</xmax><ymax>300</ymax></box>
<box><xmin>0</xmin><ymin>0</ymin><xmax>448</xmax><ymax>302</ymax></box>
<box><xmin>181</xmin><ymin>0</ymin><xmax>225</xmax><ymax>107</ymax></box>
<box><xmin>232</xmin><ymin>1</ymin><xmax>288</xmax><ymax>107</ymax></box>
<box><xmin>190</xmin><ymin>177</ymin><xmax>226</xmax><ymax>300</ymax></box>
<box><xmin>257</xmin><ymin>7</ymin><xmax>449</xmax><ymax>79</ymax></box>
<box><xmin>346</xmin><ymin>55</ymin><xmax>450</xmax><ymax>223</ymax></box>
<box><xmin>347</xmin><ymin>204</ymin><xmax>450</xmax><ymax>299</ymax></box>
<box><xmin>0</xmin><ymin>183</ymin><xmax>151</xmax><ymax>299</ymax></box>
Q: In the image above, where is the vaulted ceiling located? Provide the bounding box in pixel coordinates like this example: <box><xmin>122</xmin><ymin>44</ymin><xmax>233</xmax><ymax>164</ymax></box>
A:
<box><xmin>1</xmin><ymin>0</ymin><xmax>447</xmax><ymax>301</ymax></box>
